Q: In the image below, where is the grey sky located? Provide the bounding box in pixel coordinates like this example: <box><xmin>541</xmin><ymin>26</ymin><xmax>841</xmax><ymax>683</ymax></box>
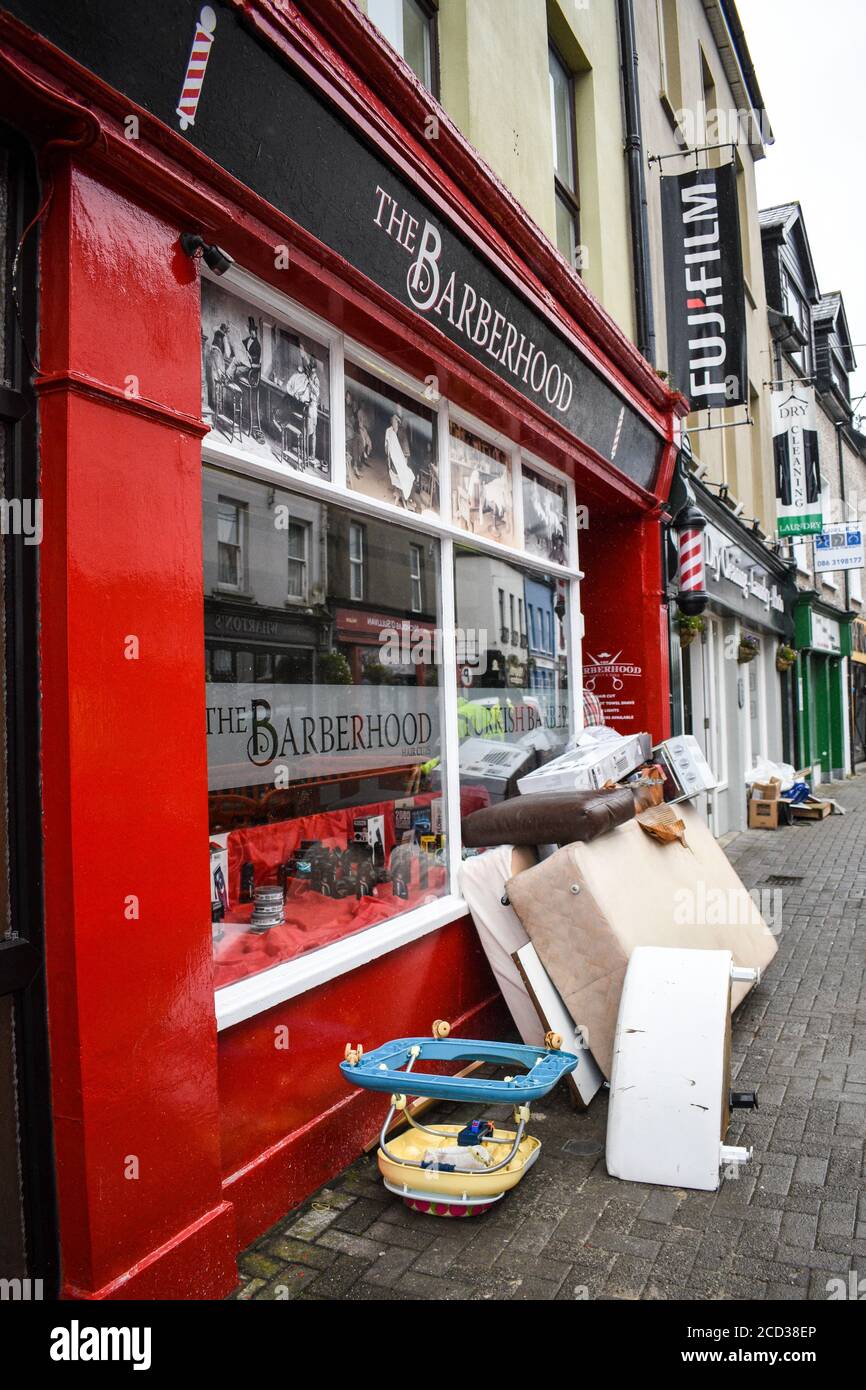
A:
<box><xmin>737</xmin><ymin>0</ymin><xmax>866</xmax><ymax>417</ymax></box>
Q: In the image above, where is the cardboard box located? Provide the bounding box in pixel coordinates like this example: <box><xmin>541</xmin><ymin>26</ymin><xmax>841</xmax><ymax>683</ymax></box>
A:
<box><xmin>792</xmin><ymin>798</ymin><xmax>831</xmax><ymax>821</ymax></box>
<box><xmin>751</xmin><ymin>777</ymin><xmax>781</xmax><ymax>802</ymax></box>
<box><xmin>748</xmin><ymin>798</ymin><xmax>779</xmax><ymax>830</ymax></box>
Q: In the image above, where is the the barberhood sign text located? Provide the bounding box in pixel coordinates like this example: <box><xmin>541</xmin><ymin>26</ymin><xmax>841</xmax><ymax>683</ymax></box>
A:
<box><xmin>374</xmin><ymin>186</ymin><xmax>574</xmax><ymax>415</ymax></box>
<box><xmin>206</xmin><ymin>683</ymin><xmax>439</xmax><ymax>789</ymax></box>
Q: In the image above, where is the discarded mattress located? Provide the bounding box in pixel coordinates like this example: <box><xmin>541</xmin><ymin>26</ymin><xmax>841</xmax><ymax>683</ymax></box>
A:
<box><xmin>505</xmin><ymin>804</ymin><xmax>778</xmax><ymax>1078</ymax></box>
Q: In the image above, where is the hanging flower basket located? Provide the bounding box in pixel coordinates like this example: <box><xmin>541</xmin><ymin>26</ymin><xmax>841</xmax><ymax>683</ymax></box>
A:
<box><xmin>676</xmin><ymin>613</ymin><xmax>705</xmax><ymax>649</ymax></box>
<box><xmin>737</xmin><ymin>633</ymin><xmax>760</xmax><ymax>664</ymax></box>
<box><xmin>776</xmin><ymin>644</ymin><xmax>797</xmax><ymax>673</ymax></box>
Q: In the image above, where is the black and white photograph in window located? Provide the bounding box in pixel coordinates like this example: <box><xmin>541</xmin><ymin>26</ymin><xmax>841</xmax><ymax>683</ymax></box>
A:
<box><xmin>522</xmin><ymin>464</ymin><xmax>568</xmax><ymax>565</ymax></box>
<box><xmin>449</xmin><ymin>423</ymin><xmax>514</xmax><ymax>546</ymax></box>
<box><xmin>345</xmin><ymin>360</ymin><xmax>439</xmax><ymax>515</ymax></box>
<box><xmin>201</xmin><ymin>279</ymin><xmax>331</xmax><ymax>478</ymax></box>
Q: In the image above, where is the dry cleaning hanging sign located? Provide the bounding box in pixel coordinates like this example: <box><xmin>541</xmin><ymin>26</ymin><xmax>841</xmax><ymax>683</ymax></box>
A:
<box><xmin>772</xmin><ymin>382</ymin><xmax>821</xmax><ymax>537</ymax></box>
<box><xmin>661</xmin><ymin>164</ymin><xmax>747</xmax><ymax>410</ymax></box>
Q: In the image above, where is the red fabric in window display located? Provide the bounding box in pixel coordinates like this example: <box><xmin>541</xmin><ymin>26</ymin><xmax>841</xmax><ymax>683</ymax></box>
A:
<box><xmin>214</xmin><ymin>788</ymin><xmax>489</xmax><ymax>987</ymax></box>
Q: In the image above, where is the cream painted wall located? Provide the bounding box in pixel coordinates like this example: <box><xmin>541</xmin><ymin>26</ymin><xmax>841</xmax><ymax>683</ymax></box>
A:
<box><xmin>356</xmin><ymin>0</ymin><xmax>636</xmax><ymax>341</ymax></box>
<box><xmin>635</xmin><ymin>0</ymin><xmax>776</xmax><ymax>533</ymax></box>
<box><xmin>353</xmin><ymin>0</ymin><xmax>778</xmax><ymax>532</ymax></box>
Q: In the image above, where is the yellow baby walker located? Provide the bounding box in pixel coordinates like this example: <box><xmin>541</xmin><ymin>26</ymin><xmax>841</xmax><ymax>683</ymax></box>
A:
<box><xmin>341</xmin><ymin>1021</ymin><xmax>578</xmax><ymax>1217</ymax></box>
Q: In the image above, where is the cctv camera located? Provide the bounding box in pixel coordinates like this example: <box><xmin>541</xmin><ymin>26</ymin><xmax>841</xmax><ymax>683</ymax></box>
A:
<box><xmin>180</xmin><ymin>232</ymin><xmax>234</xmax><ymax>276</ymax></box>
<box><xmin>202</xmin><ymin>242</ymin><xmax>233</xmax><ymax>275</ymax></box>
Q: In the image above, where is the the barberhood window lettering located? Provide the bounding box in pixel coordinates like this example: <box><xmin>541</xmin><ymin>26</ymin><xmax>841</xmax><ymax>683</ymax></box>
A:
<box><xmin>373</xmin><ymin>185</ymin><xmax>574</xmax><ymax>414</ymax></box>
<box><xmin>678</xmin><ymin>180</ymin><xmax>728</xmax><ymax>403</ymax></box>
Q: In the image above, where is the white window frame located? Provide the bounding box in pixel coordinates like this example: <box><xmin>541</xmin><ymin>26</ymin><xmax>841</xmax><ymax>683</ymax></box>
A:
<box><xmin>285</xmin><ymin>515</ymin><xmax>310</xmax><ymax>602</ymax></box>
<box><xmin>409</xmin><ymin>542</ymin><xmax>423</xmax><ymax>612</ymax></box>
<box><xmin>348</xmin><ymin>521</ymin><xmax>365</xmax><ymax>600</ymax></box>
<box><xmin>200</xmin><ymin>264</ymin><xmax>602</xmax><ymax>1030</ymax></box>
<box><xmin>216</xmin><ymin>496</ymin><xmax>245</xmax><ymax>593</ymax></box>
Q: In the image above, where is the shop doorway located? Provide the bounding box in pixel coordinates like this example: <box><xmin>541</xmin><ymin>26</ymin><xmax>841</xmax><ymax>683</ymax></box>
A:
<box><xmin>0</xmin><ymin>125</ymin><xmax>57</xmax><ymax>1290</ymax></box>
<box><xmin>853</xmin><ymin>664</ymin><xmax>866</xmax><ymax>767</ymax></box>
<box><xmin>689</xmin><ymin>613</ymin><xmax>729</xmax><ymax>833</ymax></box>
<box><xmin>743</xmin><ymin>646</ymin><xmax>768</xmax><ymax>779</ymax></box>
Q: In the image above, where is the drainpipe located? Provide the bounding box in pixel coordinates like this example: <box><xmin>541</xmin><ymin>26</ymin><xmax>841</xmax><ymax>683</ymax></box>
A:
<box><xmin>617</xmin><ymin>0</ymin><xmax>656</xmax><ymax>365</ymax></box>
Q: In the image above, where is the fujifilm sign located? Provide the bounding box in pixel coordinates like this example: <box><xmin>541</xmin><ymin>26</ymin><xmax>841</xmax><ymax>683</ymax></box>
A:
<box><xmin>661</xmin><ymin>164</ymin><xmax>747</xmax><ymax>411</ymax></box>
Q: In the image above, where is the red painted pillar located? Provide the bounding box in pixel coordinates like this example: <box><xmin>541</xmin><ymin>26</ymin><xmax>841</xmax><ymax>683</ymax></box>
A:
<box><xmin>580</xmin><ymin>508</ymin><xmax>671</xmax><ymax>741</ymax></box>
<box><xmin>38</xmin><ymin>164</ymin><xmax>236</xmax><ymax>1298</ymax></box>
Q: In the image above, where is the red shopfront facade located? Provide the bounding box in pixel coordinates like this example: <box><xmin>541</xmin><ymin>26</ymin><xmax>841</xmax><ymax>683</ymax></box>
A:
<box><xmin>1</xmin><ymin>1</ymin><xmax>685</xmax><ymax>1299</ymax></box>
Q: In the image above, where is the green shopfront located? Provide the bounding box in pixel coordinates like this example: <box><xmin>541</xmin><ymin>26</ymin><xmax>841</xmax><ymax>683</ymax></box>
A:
<box><xmin>793</xmin><ymin>596</ymin><xmax>853</xmax><ymax>783</ymax></box>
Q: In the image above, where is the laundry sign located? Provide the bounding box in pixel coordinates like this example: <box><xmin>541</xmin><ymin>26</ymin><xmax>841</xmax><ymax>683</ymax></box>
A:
<box><xmin>661</xmin><ymin>163</ymin><xmax>747</xmax><ymax>410</ymax></box>
<box><xmin>814</xmin><ymin>523</ymin><xmax>864</xmax><ymax>574</ymax></box>
<box><xmin>772</xmin><ymin>383</ymin><xmax>821</xmax><ymax>536</ymax></box>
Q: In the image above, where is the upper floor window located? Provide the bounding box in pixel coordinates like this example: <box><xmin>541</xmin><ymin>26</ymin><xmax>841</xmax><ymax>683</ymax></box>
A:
<box><xmin>409</xmin><ymin>543</ymin><xmax>423</xmax><ymax>612</ymax></box>
<box><xmin>656</xmin><ymin>0</ymin><xmax>683</xmax><ymax>113</ymax></box>
<box><xmin>548</xmin><ymin>44</ymin><xmax>580</xmax><ymax>269</ymax></box>
<box><xmin>217</xmin><ymin>499</ymin><xmax>244</xmax><ymax>590</ymax></box>
<box><xmin>367</xmin><ymin>0</ymin><xmax>438</xmax><ymax>94</ymax></box>
<box><xmin>783</xmin><ymin>273</ymin><xmax>812</xmax><ymax>375</ymax></box>
<box><xmin>287</xmin><ymin>518</ymin><xmax>310</xmax><ymax>601</ymax></box>
<box><xmin>349</xmin><ymin>522</ymin><xmax>365</xmax><ymax>600</ymax></box>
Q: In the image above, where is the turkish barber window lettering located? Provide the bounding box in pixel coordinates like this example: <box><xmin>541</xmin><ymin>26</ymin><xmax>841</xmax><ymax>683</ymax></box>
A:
<box><xmin>204</xmin><ymin>467</ymin><xmax>453</xmax><ymax>988</ymax></box>
<box><xmin>449</xmin><ymin>424</ymin><xmax>514</xmax><ymax>547</ymax></box>
<box><xmin>201</xmin><ymin>279</ymin><xmax>331</xmax><ymax>478</ymax></box>
<box><xmin>345</xmin><ymin>360</ymin><xmax>439</xmax><ymax>515</ymax></box>
<box><xmin>454</xmin><ymin>547</ymin><xmax>571</xmax><ymax>810</ymax></box>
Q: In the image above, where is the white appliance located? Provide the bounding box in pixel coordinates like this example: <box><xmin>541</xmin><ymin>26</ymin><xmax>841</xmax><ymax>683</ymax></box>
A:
<box><xmin>654</xmin><ymin>734</ymin><xmax>718</xmax><ymax>801</ymax></box>
<box><xmin>517</xmin><ymin>727</ymin><xmax>651</xmax><ymax>795</ymax></box>
<box><xmin>606</xmin><ymin>946</ymin><xmax>757</xmax><ymax>1191</ymax></box>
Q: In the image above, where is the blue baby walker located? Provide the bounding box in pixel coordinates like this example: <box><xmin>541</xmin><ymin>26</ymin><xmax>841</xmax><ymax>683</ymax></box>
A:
<box><xmin>341</xmin><ymin>1020</ymin><xmax>578</xmax><ymax>1217</ymax></box>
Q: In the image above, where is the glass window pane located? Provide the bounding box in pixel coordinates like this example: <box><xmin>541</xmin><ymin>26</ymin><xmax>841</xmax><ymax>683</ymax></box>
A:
<box><xmin>204</xmin><ymin>465</ymin><xmax>452</xmax><ymax>988</ymax></box>
<box><xmin>202</xmin><ymin>279</ymin><xmax>331</xmax><ymax>479</ymax></box>
<box><xmin>555</xmin><ymin>193</ymin><xmax>577</xmax><ymax>266</ymax></box>
<box><xmin>368</xmin><ymin>0</ymin><xmax>433</xmax><ymax>90</ymax></box>
<box><xmin>449</xmin><ymin>422</ymin><xmax>515</xmax><ymax>546</ymax></box>
<box><xmin>402</xmin><ymin>0</ymin><xmax>432</xmax><ymax>88</ymax></box>
<box><xmin>454</xmin><ymin>546</ymin><xmax>571</xmax><ymax>818</ymax></box>
<box><xmin>549</xmin><ymin>48</ymin><xmax>575</xmax><ymax>192</ymax></box>
<box><xmin>522</xmin><ymin>465</ymin><xmax>568</xmax><ymax>565</ymax></box>
<box><xmin>345</xmin><ymin>360</ymin><xmax>438</xmax><ymax>516</ymax></box>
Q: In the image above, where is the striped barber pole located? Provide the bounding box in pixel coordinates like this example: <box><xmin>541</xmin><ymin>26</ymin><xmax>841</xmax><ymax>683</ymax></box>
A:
<box><xmin>675</xmin><ymin>505</ymin><xmax>708</xmax><ymax>616</ymax></box>
<box><xmin>176</xmin><ymin>6</ymin><xmax>217</xmax><ymax>132</ymax></box>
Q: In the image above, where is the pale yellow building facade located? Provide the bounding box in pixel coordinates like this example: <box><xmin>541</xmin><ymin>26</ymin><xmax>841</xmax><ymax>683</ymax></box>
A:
<box><xmin>355</xmin><ymin>0</ymin><xmax>777</xmax><ymax>533</ymax></box>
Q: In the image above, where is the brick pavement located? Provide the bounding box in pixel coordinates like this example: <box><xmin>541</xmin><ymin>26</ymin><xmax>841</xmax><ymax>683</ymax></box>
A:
<box><xmin>232</xmin><ymin>775</ymin><xmax>866</xmax><ymax>1301</ymax></box>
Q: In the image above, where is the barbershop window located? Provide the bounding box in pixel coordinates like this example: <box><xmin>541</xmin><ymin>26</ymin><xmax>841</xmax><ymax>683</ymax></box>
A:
<box><xmin>367</xmin><ymin>0</ymin><xmax>438</xmax><ymax>95</ymax></box>
<box><xmin>203</xmin><ymin>465</ymin><xmax>453</xmax><ymax>988</ymax></box>
<box><xmin>548</xmin><ymin>43</ymin><xmax>580</xmax><ymax>269</ymax></box>
<box><xmin>454</xmin><ymin>546</ymin><xmax>571</xmax><ymax>807</ymax></box>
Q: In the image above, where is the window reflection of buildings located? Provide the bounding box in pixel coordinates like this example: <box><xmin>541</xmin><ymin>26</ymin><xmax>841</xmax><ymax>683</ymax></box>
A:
<box><xmin>203</xmin><ymin>468</ymin><xmax>329</xmax><ymax>685</ymax></box>
<box><xmin>327</xmin><ymin>510</ymin><xmax>438</xmax><ymax>687</ymax></box>
<box><xmin>455</xmin><ymin>551</ymin><xmax>528</xmax><ymax>690</ymax></box>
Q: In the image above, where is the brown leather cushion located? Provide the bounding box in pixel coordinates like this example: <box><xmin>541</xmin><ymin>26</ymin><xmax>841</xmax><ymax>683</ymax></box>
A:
<box><xmin>461</xmin><ymin>787</ymin><xmax>636</xmax><ymax>848</ymax></box>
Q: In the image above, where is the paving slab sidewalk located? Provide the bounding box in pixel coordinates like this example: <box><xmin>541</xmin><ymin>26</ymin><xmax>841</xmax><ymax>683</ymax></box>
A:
<box><xmin>232</xmin><ymin>775</ymin><xmax>866</xmax><ymax>1301</ymax></box>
